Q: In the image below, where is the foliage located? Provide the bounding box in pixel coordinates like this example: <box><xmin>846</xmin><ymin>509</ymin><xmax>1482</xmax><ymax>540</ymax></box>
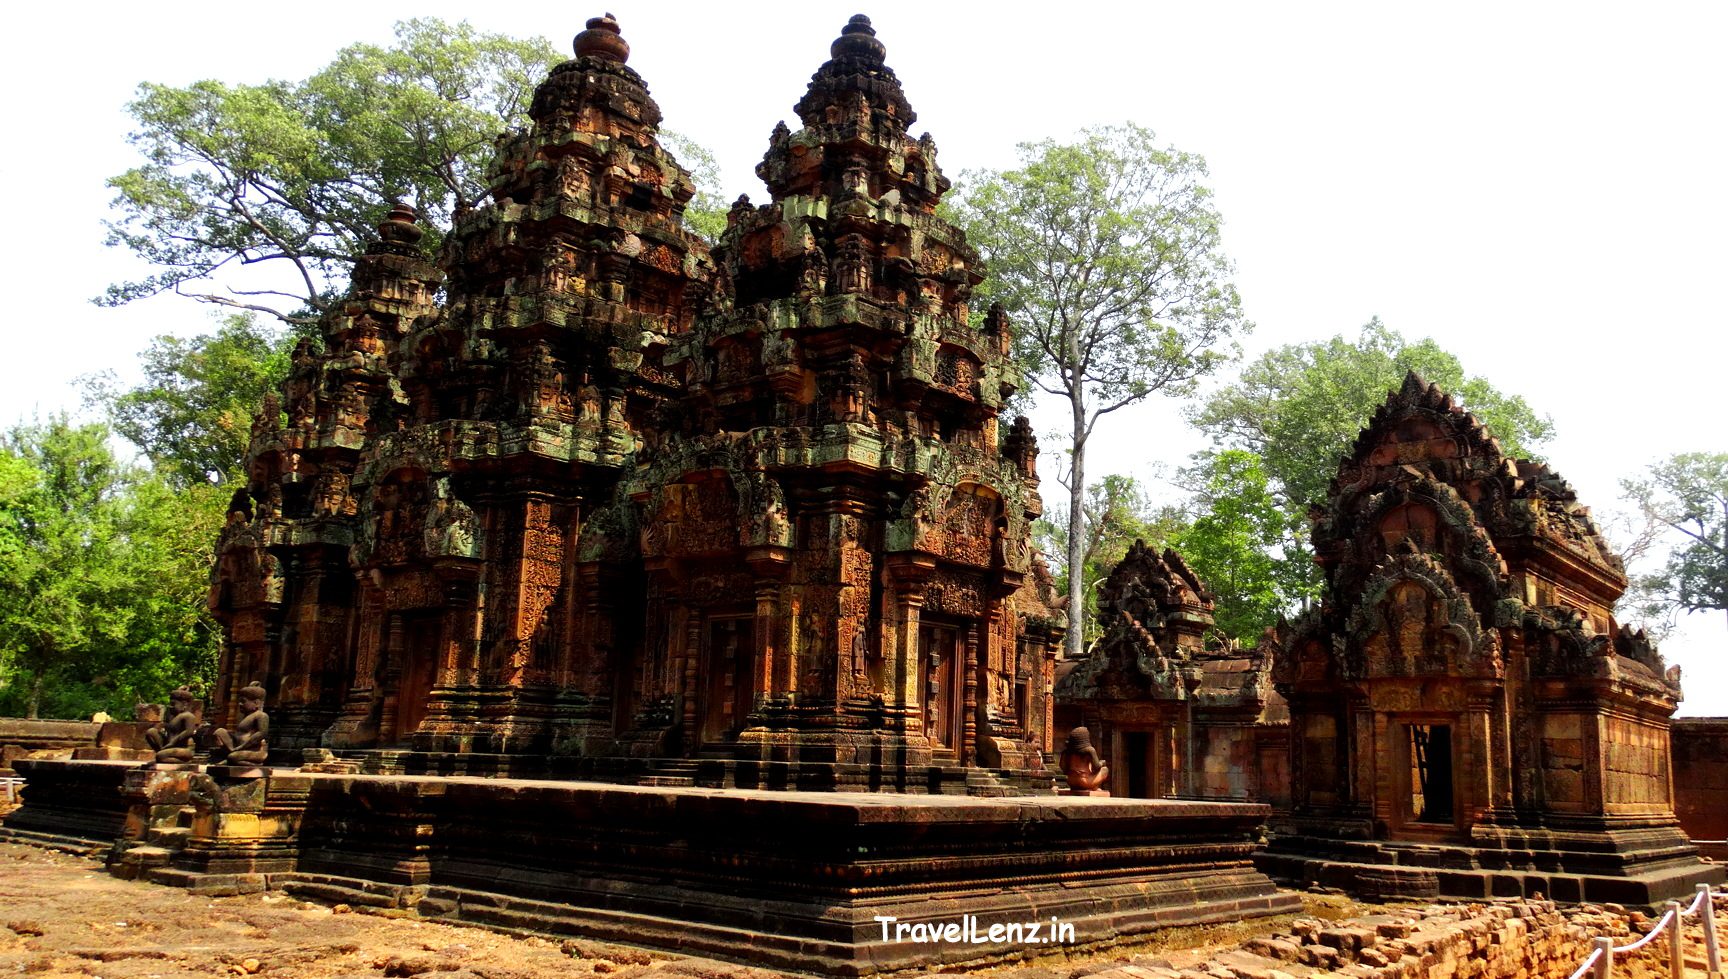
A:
<box><xmin>951</xmin><ymin>123</ymin><xmax>1249</xmax><ymax>656</ymax></box>
<box><xmin>0</xmin><ymin>418</ymin><xmax>132</xmax><ymax>718</ymax></box>
<box><xmin>1620</xmin><ymin>453</ymin><xmax>1728</xmax><ymax>627</ymax></box>
<box><xmin>83</xmin><ymin>313</ymin><xmax>295</xmax><ymax>487</ymax></box>
<box><xmin>1036</xmin><ymin>474</ymin><xmax>1187</xmax><ymax>645</ymax></box>
<box><xmin>0</xmin><ymin>418</ymin><xmax>223</xmax><ymax>719</ymax></box>
<box><xmin>1184</xmin><ymin>319</ymin><xmax>1554</xmax><ymax>617</ymax></box>
<box><xmin>660</xmin><ymin>129</ymin><xmax>730</xmax><ymax>243</ymax></box>
<box><xmin>1190</xmin><ymin>318</ymin><xmax>1553</xmax><ymax>517</ymax></box>
<box><xmin>1170</xmin><ymin>451</ymin><xmax>1287</xmax><ymax>642</ymax></box>
<box><xmin>100</xmin><ymin>19</ymin><xmax>564</xmax><ymax>324</ymax></box>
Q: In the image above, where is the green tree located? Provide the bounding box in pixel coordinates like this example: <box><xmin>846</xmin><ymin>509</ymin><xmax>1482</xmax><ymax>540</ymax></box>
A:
<box><xmin>0</xmin><ymin>420</ymin><xmax>225</xmax><ymax>719</ymax></box>
<box><xmin>0</xmin><ymin>418</ymin><xmax>132</xmax><ymax>718</ymax></box>
<box><xmin>107</xmin><ymin>477</ymin><xmax>227</xmax><ymax>706</ymax></box>
<box><xmin>952</xmin><ymin>123</ymin><xmax>1249</xmax><ymax>657</ymax></box>
<box><xmin>1170</xmin><ymin>451</ymin><xmax>1286</xmax><ymax>642</ymax></box>
<box><xmin>1621</xmin><ymin>453</ymin><xmax>1728</xmax><ymax>628</ymax></box>
<box><xmin>1036</xmin><ymin>474</ymin><xmax>1187</xmax><ymax>646</ymax></box>
<box><xmin>83</xmin><ymin>313</ymin><xmax>294</xmax><ymax>486</ymax></box>
<box><xmin>1187</xmin><ymin>319</ymin><xmax>1554</xmax><ymax>615</ymax></box>
<box><xmin>660</xmin><ymin>129</ymin><xmax>729</xmax><ymax>243</ymax></box>
<box><xmin>102</xmin><ymin>22</ymin><xmax>728</xmax><ymax>324</ymax></box>
<box><xmin>99</xmin><ymin>20</ymin><xmax>563</xmax><ymax>324</ymax></box>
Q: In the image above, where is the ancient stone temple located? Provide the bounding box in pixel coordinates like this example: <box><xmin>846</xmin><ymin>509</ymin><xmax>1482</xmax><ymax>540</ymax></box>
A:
<box><xmin>1055</xmin><ymin>541</ymin><xmax>1289</xmax><ymax>805</ymax></box>
<box><xmin>1256</xmin><ymin>372</ymin><xmax>1721</xmax><ymax>904</ymax></box>
<box><xmin>209</xmin><ymin>12</ymin><xmax>1065</xmax><ymax>791</ymax></box>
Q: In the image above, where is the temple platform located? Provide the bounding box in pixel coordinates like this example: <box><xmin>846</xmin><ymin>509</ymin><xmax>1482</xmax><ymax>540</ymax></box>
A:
<box><xmin>1257</xmin><ymin>819</ymin><xmax>1723</xmax><ymax>910</ymax></box>
<box><xmin>2</xmin><ymin>758</ymin><xmax>1298</xmax><ymax>975</ymax></box>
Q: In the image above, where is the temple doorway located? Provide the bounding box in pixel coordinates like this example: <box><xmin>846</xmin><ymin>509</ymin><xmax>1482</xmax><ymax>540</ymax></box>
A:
<box><xmin>698</xmin><ymin>616</ymin><xmax>755</xmax><ymax>749</ymax></box>
<box><xmin>1125</xmin><ymin>731</ymin><xmax>1152</xmax><ymax>798</ymax></box>
<box><xmin>1405</xmin><ymin>722</ymin><xmax>1455</xmax><ymax>825</ymax></box>
<box><xmin>395</xmin><ymin>614</ymin><xmax>442</xmax><ymax>742</ymax></box>
<box><xmin>920</xmin><ymin>621</ymin><xmax>963</xmax><ymax>752</ymax></box>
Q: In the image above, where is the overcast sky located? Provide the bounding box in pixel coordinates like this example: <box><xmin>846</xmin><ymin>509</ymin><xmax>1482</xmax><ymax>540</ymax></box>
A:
<box><xmin>2</xmin><ymin>2</ymin><xmax>1723</xmax><ymax>712</ymax></box>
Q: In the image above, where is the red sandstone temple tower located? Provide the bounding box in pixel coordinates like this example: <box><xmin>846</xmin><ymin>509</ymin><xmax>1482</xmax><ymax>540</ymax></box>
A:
<box><xmin>1258</xmin><ymin>372</ymin><xmax>1720</xmax><ymax>903</ymax></box>
<box><xmin>210</xmin><ymin>15</ymin><xmax>1063</xmax><ymax>791</ymax></box>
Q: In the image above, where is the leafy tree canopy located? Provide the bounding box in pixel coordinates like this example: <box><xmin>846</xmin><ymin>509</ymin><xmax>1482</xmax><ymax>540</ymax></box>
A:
<box><xmin>951</xmin><ymin>123</ymin><xmax>1249</xmax><ymax>656</ymax></box>
<box><xmin>1621</xmin><ymin>452</ymin><xmax>1728</xmax><ymax>627</ymax></box>
<box><xmin>101</xmin><ymin>19</ymin><xmax>562</xmax><ymax>324</ymax></box>
<box><xmin>100</xmin><ymin>20</ymin><xmax>727</xmax><ymax>326</ymax></box>
<box><xmin>1190</xmin><ymin>318</ymin><xmax>1553</xmax><ymax>519</ymax></box>
<box><xmin>1183</xmin><ymin>319</ymin><xmax>1554</xmax><ymax>617</ymax></box>
<box><xmin>1169</xmin><ymin>450</ymin><xmax>1287</xmax><ymax>642</ymax></box>
<box><xmin>0</xmin><ymin>417</ymin><xmax>223</xmax><ymax>719</ymax></box>
<box><xmin>83</xmin><ymin>313</ymin><xmax>295</xmax><ymax>487</ymax></box>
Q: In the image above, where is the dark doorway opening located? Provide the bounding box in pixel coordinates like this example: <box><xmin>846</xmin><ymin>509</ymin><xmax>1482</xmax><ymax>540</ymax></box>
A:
<box><xmin>699</xmin><ymin>617</ymin><xmax>755</xmax><ymax>749</ymax></box>
<box><xmin>1408</xmin><ymin>723</ymin><xmax>1454</xmax><ymax>823</ymax></box>
<box><xmin>1125</xmin><ymin>731</ymin><xmax>1150</xmax><ymax>799</ymax></box>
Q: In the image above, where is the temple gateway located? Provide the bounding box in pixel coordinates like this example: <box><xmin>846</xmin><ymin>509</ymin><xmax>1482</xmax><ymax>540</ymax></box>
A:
<box><xmin>209</xmin><ymin>12</ymin><xmax>1063</xmax><ymax>791</ymax></box>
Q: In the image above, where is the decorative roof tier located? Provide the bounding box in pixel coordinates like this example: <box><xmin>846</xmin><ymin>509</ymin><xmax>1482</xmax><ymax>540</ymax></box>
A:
<box><xmin>210</xmin><ymin>14</ymin><xmax>1064</xmax><ymax>791</ymax></box>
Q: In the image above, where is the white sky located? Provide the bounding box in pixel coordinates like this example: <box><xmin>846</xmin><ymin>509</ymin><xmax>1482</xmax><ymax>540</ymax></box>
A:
<box><xmin>1</xmin><ymin>2</ymin><xmax>1722</xmax><ymax>712</ymax></box>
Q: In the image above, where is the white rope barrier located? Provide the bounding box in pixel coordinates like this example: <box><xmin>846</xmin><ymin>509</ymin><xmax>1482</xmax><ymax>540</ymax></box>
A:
<box><xmin>0</xmin><ymin>776</ymin><xmax>22</xmax><ymax>805</ymax></box>
<box><xmin>1562</xmin><ymin>884</ymin><xmax>1724</xmax><ymax>978</ymax></box>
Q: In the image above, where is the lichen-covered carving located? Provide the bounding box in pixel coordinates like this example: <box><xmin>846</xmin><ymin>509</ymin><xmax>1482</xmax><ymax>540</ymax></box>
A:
<box><xmin>207</xmin><ymin>15</ymin><xmax>1062</xmax><ymax>790</ymax></box>
<box><xmin>1267</xmin><ymin>370</ymin><xmax>1688</xmax><ymax>876</ymax></box>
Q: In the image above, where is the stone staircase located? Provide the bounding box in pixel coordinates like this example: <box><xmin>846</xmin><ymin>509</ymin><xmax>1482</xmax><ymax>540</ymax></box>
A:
<box><xmin>964</xmin><ymin>769</ymin><xmax>1015</xmax><ymax>797</ymax></box>
<box><xmin>634</xmin><ymin>759</ymin><xmax>699</xmax><ymax>787</ymax></box>
<box><xmin>110</xmin><ymin>804</ymin><xmax>194</xmax><ymax>879</ymax></box>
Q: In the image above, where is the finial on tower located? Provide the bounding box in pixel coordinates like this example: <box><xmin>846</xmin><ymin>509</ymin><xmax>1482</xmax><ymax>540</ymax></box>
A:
<box><xmin>377</xmin><ymin>202</ymin><xmax>424</xmax><ymax>247</ymax></box>
<box><xmin>575</xmin><ymin>13</ymin><xmax>629</xmax><ymax>63</ymax></box>
<box><xmin>831</xmin><ymin>14</ymin><xmax>886</xmax><ymax>63</ymax></box>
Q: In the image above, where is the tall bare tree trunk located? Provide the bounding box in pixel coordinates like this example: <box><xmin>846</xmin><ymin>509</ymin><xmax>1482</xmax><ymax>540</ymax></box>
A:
<box><xmin>27</xmin><ymin>671</ymin><xmax>44</xmax><ymax>720</ymax></box>
<box><xmin>1066</xmin><ymin>388</ymin><xmax>1087</xmax><ymax>660</ymax></box>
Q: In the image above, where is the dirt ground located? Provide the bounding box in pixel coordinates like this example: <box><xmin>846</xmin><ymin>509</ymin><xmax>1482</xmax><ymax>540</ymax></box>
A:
<box><xmin>0</xmin><ymin>842</ymin><xmax>1371</xmax><ymax>979</ymax></box>
<box><xmin>0</xmin><ymin>843</ymin><xmax>785</xmax><ymax>979</ymax></box>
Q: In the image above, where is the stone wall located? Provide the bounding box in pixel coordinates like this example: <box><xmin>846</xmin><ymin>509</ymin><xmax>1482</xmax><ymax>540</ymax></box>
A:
<box><xmin>0</xmin><ymin>718</ymin><xmax>98</xmax><ymax>774</ymax></box>
<box><xmin>1069</xmin><ymin>897</ymin><xmax>1714</xmax><ymax>979</ymax></box>
<box><xmin>1604</xmin><ymin>713</ymin><xmax>1672</xmax><ymax>814</ymax></box>
<box><xmin>1673</xmin><ymin>717</ymin><xmax>1728</xmax><ymax>853</ymax></box>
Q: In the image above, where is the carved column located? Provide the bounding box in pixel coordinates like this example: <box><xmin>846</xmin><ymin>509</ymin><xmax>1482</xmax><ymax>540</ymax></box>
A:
<box><xmin>881</xmin><ymin>559</ymin><xmax>930</xmax><ymax>736</ymax></box>
<box><xmin>962</xmin><ymin>622</ymin><xmax>979</xmax><ymax>766</ymax></box>
<box><xmin>680</xmin><ymin>612</ymin><xmax>701</xmax><ymax>753</ymax></box>
<box><xmin>378</xmin><ymin>613</ymin><xmax>406</xmax><ymax>744</ymax></box>
<box><xmin>751</xmin><ymin>582</ymin><xmax>778</xmax><ymax>719</ymax></box>
<box><xmin>561</xmin><ymin>562</ymin><xmax>616</xmax><ymax>743</ymax></box>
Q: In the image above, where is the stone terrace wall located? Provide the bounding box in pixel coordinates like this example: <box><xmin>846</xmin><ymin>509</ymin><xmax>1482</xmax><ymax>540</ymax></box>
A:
<box><xmin>1069</xmin><ymin>897</ymin><xmax>1712</xmax><ymax>979</ymax></box>
<box><xmin>0</xmin><ymin>719</ymin><xmax>98</xmax><ymax>774</ymax></box>
<box><xmin>1674</xmin><ymin>717</ymin><xmax>1728</xmax><ymax>857</ymax></box>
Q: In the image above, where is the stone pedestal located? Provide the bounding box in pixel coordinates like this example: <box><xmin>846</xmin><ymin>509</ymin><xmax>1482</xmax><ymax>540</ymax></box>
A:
<box><xmin>1</xmin><ymin>759</ymin><xmax>1297</xmax><ymax>974</ymax></box>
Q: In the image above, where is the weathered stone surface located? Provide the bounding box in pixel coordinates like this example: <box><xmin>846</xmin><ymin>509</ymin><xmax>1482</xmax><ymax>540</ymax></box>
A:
<box><xmin>1671</xmin><ymin>716</ymin><xmax>1728</xmax><ymax>857</ymax></box>
<box><xmin>0</xmin><ymin>719</ymin><xmax>100</xmax><ymax>774</ymax></box>
<box><xmin>1055</xmin><ymin>542</ymin><xmax>1288</xmax><ymax>805</ymax></box>
<box><xmin>206</xmin><ymin>12</ymin><xmax>1063</xmax><ymax>794</ymax></box>
<box><xmin>1257</xmin><ymin>371</ymin><xmax>1722</xmax><ymax>906</ymax></box>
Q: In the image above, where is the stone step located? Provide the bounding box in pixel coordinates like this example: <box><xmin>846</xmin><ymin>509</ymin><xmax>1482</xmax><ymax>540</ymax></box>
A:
<box><xmin>116</xmin><ymin>844</ymin><xmax>174</xmax><ymax>872</ymax></box>
<box><xmin>146</xmin><ymin>867</ymin><xmax>266</xmax><ymax>896</ymax></box>
<box><xmin>147</xmin><ymin>825</ymin><xmax>191</xmax><ymax>847</ymax></box>
<box><xmin>277</xmin><ymin>877</ymin><xmax>404</xmax><ymax>909</ymax></box>
<box><xmin>636</xmin><ymin>776</ymin><xmax>696</xmax><ymax>787</ymax></box>
<box><xmin>0</xmin><ymin>826</ymin><xmax>108</xmax><ymax>856</ymax></box>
